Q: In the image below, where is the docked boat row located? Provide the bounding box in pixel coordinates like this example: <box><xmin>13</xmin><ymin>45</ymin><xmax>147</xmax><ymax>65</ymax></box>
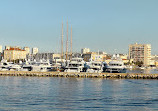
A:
<box><xmin>0</xmin><ymin>56</ymin><xmax>127</xmax><ymax>73</ymax></box>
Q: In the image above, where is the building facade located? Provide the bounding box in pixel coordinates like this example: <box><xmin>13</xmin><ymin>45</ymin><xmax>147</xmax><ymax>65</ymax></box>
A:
<box><xmin>81</xmin><ymin>48</ymin><xmax>90</xmax><ymax>54</ymax></box>
<box><xmin>4</xmin><ymin>47</ymin><xmax>27</xmax><ymax>61</ymax></box>
<box><xmin>129</xmin><ymin>43</ymin><xmax>151</xmax><ymax>66</ymax></box>
<box><xmin>0</xmin><ymin>45</ymin><xmax>2</xmax><ymax>53</ymax></box>
<box><xmin>33</xmin><ymin>53</ymin><xmax>54</xmax><ymax>60</ymax></box>
<box><xmin>0</xmin><ymin>45</ymin><xmax>2</xmax><ymax>60</ymax></box>
<box><xmin>32</xmin><ymin>47</ymin><xmax>38</xmax><ymax>55</ymax></box>
<box><xmin>5</xmin><ymin>46</ymin><xmax>10</xmax><ymax>50</ymax></box>
<box><xmin>5</xmin><ymin>46</ymin><xmax>21</xmax><ymax>50</ymax></box>
<box><xmin>82</xmin><ymin>52</ymin><xmax>106</xmax><ymax>62</ymax></box>
<box><xmin>24</xmin><ymin>47</ymin><xmax>30</xmax><ymax>54</ymax></box>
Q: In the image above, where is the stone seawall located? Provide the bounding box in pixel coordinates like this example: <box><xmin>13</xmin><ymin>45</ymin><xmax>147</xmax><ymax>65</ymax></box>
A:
<box><xmin>0</xmin><ymin>71</ymin><xmax>158</xmax><ymax>79</ymax></box>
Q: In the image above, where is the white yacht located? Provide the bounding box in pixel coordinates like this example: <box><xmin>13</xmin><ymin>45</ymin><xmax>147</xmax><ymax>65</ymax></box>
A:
<box><xmin>21</xmin><ymin>59</ymin><xmax>52</xmax><ymax>72</ymax></box>
<box><xmin>52</xmin><ymin>59</ymin><xmax>66</xmax><ymax>71</ymax></box>
<box><xmin>86</xmin><ymin>61</ymin><xmax>103</xmax><ymax>73</ymax></box>
<box><xmin>9</xmin><ymin>64</ymin><xmax>22</xmax><ymax>71</ymax></box>
<box><xmin>106</xmin><ymin>54</ymin><xmax>126</xmax><ymax>73</ymax></box>
<box><xmin>0</xmin><ymin>60</ymin><xmax>14</xmax><ymax>71</ymax></box>
<box><xmin>0</xmin><ymin>59</ymin><xmax>22</xmax><ymax>71</ymax></box>
<box><xmin>64</xmin><ymin>58</ymin><xmax>85</xmax><ymax>72</ymax></box>
<box><xmin>31</xmin><ymin>60</ymin><xmax>52</xmax><ymax>72</ymax></box>
<box><xmin>21</xmin><ymin>60</ymin><xmax>36</xmax><ymax>71</ymax></box>
<box><xmin>106</xmin><ymin>61</ymin><xmax>126</xmax><ymax>73</ymax></box>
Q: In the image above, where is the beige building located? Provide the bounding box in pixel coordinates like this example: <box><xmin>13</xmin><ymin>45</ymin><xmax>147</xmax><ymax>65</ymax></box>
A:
<box><xmin>119</xmin><ymin>54</ymin><xmax>128</xmax><ymax>60</ymax></box>
<box><xmin>4</xmin><ymin>47</ymin><xmax>27</xmax><ymax>61</ymax></box>
<box><xmin>155</xmin><ymin>61</ymin><xmax>158</xmax><ymax>67</ymax></box>
<box><xmin>81</xmin><ymin>48</ymin><xmax>90</xmax><ymax>54</ymax></box>
<box><xmin>52</xmin><ymin>53</ymin><xmax>61</xmax><ymax>60</ymax></box>
<box><xmin>5</xmin><ymin>46</ymin><xmax>10</xmax><ymax>50</ymax></box>
<box><xmin>119</xmin><ymin>54</ymin><xmax>130</xmax><ymax>64</ymax></box>
<box><xmin>24</xmin><ymin>47</ymin><xmax>30</xmax><ymax>54</ymax></box>
<box><xmin>83</xmin><ymin>52</ymin><xmax>106</xmax><ymax>62</ymax></box>
<box><xmin>129</xmin><ymin>43</ymin><xmax>151</xmax><ymax>66</ymax></box>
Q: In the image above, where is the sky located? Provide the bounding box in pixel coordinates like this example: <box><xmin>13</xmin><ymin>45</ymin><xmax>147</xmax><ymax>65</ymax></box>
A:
<box><xmin>0</xmin><ymin>0</ymin><xmax>158</xmax><ymax>54</ymax></box>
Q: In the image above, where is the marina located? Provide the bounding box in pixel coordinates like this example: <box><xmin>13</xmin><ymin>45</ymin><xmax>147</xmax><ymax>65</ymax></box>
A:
<box><xmin>1</xmin><ymin>0</ymin><xmax>158</xmax><ymax>110</ymax></box>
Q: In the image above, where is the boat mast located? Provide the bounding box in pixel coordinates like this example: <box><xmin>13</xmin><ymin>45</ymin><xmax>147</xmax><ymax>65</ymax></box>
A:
<box><xmin>70</xmin><ymin>26</ymin><xmax>72</xmax><ymax>59</ymax></box>
<box><xmin>61</xmin><ymin>21</ymin><xmax>63</xmax><ymax>60</ymax></box>
<box><xmin>66</xmin><ymin>20</ymin><xmax>68</xmax><ymax>61</ymax></box>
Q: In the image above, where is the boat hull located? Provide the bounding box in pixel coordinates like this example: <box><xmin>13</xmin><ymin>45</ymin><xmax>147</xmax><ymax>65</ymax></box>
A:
<box><xmin>106</xmin><ymin>68</ymin><xmax>127</xmax><ymax>73</ymax></box>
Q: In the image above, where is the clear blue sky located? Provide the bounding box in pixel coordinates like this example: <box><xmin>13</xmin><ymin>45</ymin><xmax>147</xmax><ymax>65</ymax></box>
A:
<box><xmin>0</xmin><ymin>0</ymin><xmax>158</xmax><ymax>54</ymax></box>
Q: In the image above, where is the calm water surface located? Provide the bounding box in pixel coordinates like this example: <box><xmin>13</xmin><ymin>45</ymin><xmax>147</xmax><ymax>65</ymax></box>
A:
<box><xmin>0</xmin><ymin>76</ymin><xmax>158</xmax><ymax>111</ymax></box>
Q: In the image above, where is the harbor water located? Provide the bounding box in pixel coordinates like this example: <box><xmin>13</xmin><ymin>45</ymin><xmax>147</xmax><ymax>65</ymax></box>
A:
<box><xmin>0</xmin><ymin>76</ymin><xmax>158</xmax><ymax>110</ymax></box>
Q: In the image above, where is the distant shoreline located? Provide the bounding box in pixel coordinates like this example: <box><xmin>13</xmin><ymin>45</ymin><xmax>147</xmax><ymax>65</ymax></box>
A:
<box><xmin>0</xmin><ymin>71</ymin><xmax>158</xmax><ymax>79</ymax></box>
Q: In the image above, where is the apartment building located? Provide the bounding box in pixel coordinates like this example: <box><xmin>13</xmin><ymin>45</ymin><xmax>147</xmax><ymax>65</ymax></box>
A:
<box><xmin>129</xmin><ymin>43</ymin><xmax>151</xmax><ymax>66</ymax></box>
<box><xmin>4</xmin><ymin>47</ymin><xmax>27</xmax><ymax>61</ymax></box>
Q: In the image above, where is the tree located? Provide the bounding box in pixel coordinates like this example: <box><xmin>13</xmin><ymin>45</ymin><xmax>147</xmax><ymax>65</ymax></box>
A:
<box><xmin>134</xmin><ymin>61</ymin><xmax>143</xmax><ymax>67</ymax></box>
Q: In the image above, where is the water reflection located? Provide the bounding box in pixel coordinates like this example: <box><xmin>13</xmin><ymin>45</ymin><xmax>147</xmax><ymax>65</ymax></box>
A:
<box><xmin>0</xmin><ymin>77</ymin><xmax>158</xmax><ymax>110</ymax></box>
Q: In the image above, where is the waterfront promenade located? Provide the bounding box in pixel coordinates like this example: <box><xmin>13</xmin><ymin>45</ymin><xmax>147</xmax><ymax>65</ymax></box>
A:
<box><xmin>0</xmin><ymin>71</ymin><xmax>158</xmax><ymax>79</ymax></box>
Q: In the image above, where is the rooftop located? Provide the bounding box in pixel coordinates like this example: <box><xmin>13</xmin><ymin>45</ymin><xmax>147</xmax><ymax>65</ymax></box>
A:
<box><xmin>5</xmin><ymin>47</ymin><xmax>25</xmax><ymax>51</ymax></box>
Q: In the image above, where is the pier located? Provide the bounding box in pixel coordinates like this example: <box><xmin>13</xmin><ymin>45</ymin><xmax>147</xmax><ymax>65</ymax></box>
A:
<box><xmin>0</xmin><ymin>71</ymin><xmax>158</xmax><ymax>79</ymax></box>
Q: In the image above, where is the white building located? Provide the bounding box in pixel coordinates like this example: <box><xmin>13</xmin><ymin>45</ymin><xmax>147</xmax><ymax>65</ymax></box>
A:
<box><xmin>0</xmin><ymin>45</ymin><xmax>2</xmax><ymax>53</ymax></box>
<box><xmin>81</xmin><ymin>48</ymin><xmax>90</xmax><ymax>54</ymax></box>
<box><xmin>32</xmin><ymin>47</ymin><xmax>38</xmax><ymax>55</ymax></box>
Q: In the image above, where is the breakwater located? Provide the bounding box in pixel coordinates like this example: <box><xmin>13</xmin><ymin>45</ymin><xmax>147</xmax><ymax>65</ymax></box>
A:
<box><xmin>0</xmin><ymin>71</ymin><xmax>158</xmax><ymax>79</ymax></box>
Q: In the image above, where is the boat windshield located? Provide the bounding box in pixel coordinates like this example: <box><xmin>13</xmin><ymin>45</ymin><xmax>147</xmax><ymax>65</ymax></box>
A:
<box><xmin>110</xmin><ymin>64</ymin><xmax>122</xmax><ymax>66</ymax></box>
<box><xmin>68</xmin><ymin>64</ymin><xmax>82</xmax><ymax>67</ymax></box>
<box><xmin>71</xmin><ymin>59</ymin><xmax>83</xmax><ymax>62</ymax></box>
<box><xmin>92</xmin><ymin>63</ymin><xmax>101</xmax><ymax>66</ymax></box>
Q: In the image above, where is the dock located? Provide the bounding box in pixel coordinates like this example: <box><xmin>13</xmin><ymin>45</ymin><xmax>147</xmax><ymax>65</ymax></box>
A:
<box><xmin>0</xmin><ymin>71</ymin><xmax>158</xmax><ymax>79</ymax></box>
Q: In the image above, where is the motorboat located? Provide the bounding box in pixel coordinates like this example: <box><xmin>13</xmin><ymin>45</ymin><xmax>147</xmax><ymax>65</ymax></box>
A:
<box><xmin>86</xmin><ymin>61</ymin><xmax>103</xmax><ymax>73</ymax></box>
<box><xmin>21</xmin><ymin>60</ymin><xmax>35</xmax><ymax>71</ymax></box>
<box><xmin>0</xmin><ymin>59</ymin><xmax>23</xmax><ymax>71</ymax></box>
<box><xmin>31</xmin><ymin>60</ymin><xmax>52</xmax><ymax>72</ymax></box>
<box><xmin>9</xmin><ymin>64</ymin><xmax>22</xmax><ymax>71</ymax></box>
<box><xmin>51</xmin><ymin>59</ymin><xmax>66</xmax><ymax>72</ymax></box>
<box><xmin>106</xmin><ymin>54</ymin><xmax>126</xmax><ymax>73</ymax></box>
<box><xmin>0</xmin><ymin>60</ymin><xmax>14</xmax><ymax>71</ymax></box>
<box><xmin>106</xmin><ymin>61</ymin><xmax>126</xmax><ymax>73</ymax></box>
<box><xmin>64</xmin><ymin>58</ymin><xmax>85</xmax><ymax>72</ymax></box>
<box><xmin>21</xmin><ymin>59</ymin><xmax>52</xmax><ymax>72</ymax></box>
